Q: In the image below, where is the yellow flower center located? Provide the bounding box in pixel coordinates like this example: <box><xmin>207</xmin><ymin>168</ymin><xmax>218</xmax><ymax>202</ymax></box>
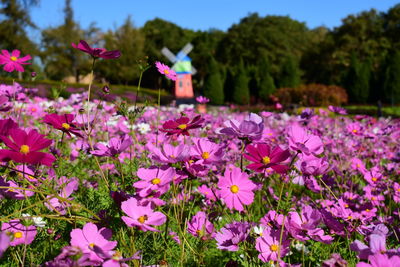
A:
<box><xmin>20</xmin><ymin>145</ymin><xmax>30</xmax><ymax>154</ymax></box>
<box><xmin>230</xmin><ymin>185</ymin><xmax>239</xmax><ymax>193</ymax></box>
<box><xmin>344</xmin><ymin>204</ymin><xmax>349</xmax><ymax>208</ymax></box>
<box><xmin>397</xmin><ymin>188</ymin><xmax>400</xmax><ymax>192</ymax></box>
<box><xmin>371</xmin><ymin>197</ymin><xmax>376</xmax><ymax>201</ymax></box>
<box><xmin>366</xmin><ymin>209</ymin><xmax>370</xmax><ymax>212</ymax></box>
<box><xmin>202</xmin><ymin>152</ymin><xmax>210</xmax><ymax>159</ymax></box>
<box><xmin>352</xmin><ymin>129</ymin><xmax>357</xmax><ymax>133</ymax></box>
<box><xmin>356</xmin><ymin>164</ymin><xmax>360</xmax><ymax>168</ymax></box>
<box><xmin>164</xmin><ymin>69</ymin><xmax>169</xmax><ymax>74</ymax></box>
<box><xmin>270</xmin><ymin>244</ymin><xmax>279</xmax><ymax>252</ymax></box>
<box><xmin>31</xmin><ymin>108</ymin><xmax>37</xmax><ymax>112</ymax></box>
<box><xmin>152</xmin><ymin>178</ymin><xmax>161</xmax><ymax>185</ymax></box>
<box><xmin>138</xmin><ymin>215</ymin><xmax>148</xmax><ymax>224</ymax></box>
<box><xmin>347</xmin><ymin>216</ymin><xmax>352</xmax><ymax>220</ymax></box>
<box><xmin>262</xmin><ymin>156</ymin><xmax>271</xmax><ymax>164</ymax></box>
<box><xmin>89</xmin><ymin>243</ymin><xmax>95</xmax><ymax>248</ymax></box>
<box><xmin>62</xmin><ymin>123</ymin><xmax>70</xmax><ymax>130</ymax></box>
<box><xmin>10</xmin><ymin>56</ymin><xmax>18</xmax><ymax>61</ymax></box>
<box><xmin>371</xmin><ymin>177</ymin><xmax>377</xmax><ymax>182</ymax></box>
<box><xmin>178</xmin><ymin>124</ymin><xmax>187</xmax><ymax>130</ymax></box>
<box><xmin>14</xmin><ymin>231</ymin><xmax>23</xmax><ymax>238</ymax></box>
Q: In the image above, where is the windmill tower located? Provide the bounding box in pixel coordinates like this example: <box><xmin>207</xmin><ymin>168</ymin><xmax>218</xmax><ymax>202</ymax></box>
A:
<box><xmin>161</xmin><ymin>43</ymin><xmax>197</xmax><ymax>100</ymax></box>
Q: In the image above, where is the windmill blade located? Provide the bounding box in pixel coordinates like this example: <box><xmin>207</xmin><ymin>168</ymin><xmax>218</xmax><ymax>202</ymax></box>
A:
<box><xmin>191</xmin><ymin>66</ymin><xmax>197</xmax><ymax>75</ymax></box>
<box><xmin>176</xmin><ymin>43</ymin><xmax>193</xmax><ymax>60</ymax></box>
<box><xmin>161</xmin><ymin>47</ymin><xmax>177</xmax><ymax>63</ymax></box>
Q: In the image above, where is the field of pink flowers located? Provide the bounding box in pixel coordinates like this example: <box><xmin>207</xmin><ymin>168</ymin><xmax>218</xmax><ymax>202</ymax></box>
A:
<box><xmin>0</xmin><ymin>43</ymin><xmax>399</xmax><ymax>267</ymax></box>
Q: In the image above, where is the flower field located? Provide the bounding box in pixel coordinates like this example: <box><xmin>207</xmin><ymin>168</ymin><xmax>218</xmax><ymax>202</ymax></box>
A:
<box><xmin>0</xmin><ymin>45</ymin><xmax>399</xmax><ymax>267</ymax></box>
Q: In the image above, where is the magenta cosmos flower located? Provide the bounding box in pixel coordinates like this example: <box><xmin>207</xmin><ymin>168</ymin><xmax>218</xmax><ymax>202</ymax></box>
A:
<box><xmin>0</xmin><ymin>49</ymin><xmax>31</xmax><ymax>72</ymax></box>
<box><xmin>195</xmin><ymin>96</ymin><xmax>210</xmax><ymax>104</ymax></box>
<box><xmin>121</xmin><ymin>197</ymin><xmax>167</xmax><ymax>232</ymax></box>
<box><xmin>43</xmin><ymin>113</ymin><xmax>83</xmax><ymax>138</ymax></box>
<box><xmin>357</xmin><ymin>254</ymin><xmax>400</xmax><ymax>267</ymax></box>
<box><xmin>287</xmin><ymin>124</ymin><xmax>324</xmax><ymax>155</ymax></box>
<box><xmin>191</xmin><ymin>138</ymin><xmax>224</xmax><ymax>165</ymax></box>
<box><xmin>91</xmin><ymin>135</ymin><xmax>132</xmax><ymax>157</ymax></box>
<box><xmin>1</xmin><ymin>219</ymin><xmax>37</xmax><ymax>246</ymax></box>
<box><xmin>216</xmin><ymin>113</ymin><xmax>264</xmax><ymax>141</ymax></box>
<box><xmin>0</xmin><ymin>128</ymin><xmax>55</xmax><ymax>166</ymax></box>
<box><xmin>70</xmin><ymin>222</ymin><xmax>117</xmax><ymax>263</ymax></box>
<box><xmin>72</xmin><ymin>40</ymin><xmax>121</xmax><ymax>59</ymax></box>
<box><xmin>155</xmin><ymin>61</ymin><xmax>177</xmax><ymax>81</ymax></box>
<box><xmin>187</xmin><ymin>211</ymin><xmax>215</xmax><ymax>240</ymax></box>
<box><xmin>161</xmin><ymin>115</ymin><xmax>204</xmax><ymax>137</ymax></box>
<box><xmin>218</xmin><ymin>166</ymin><xmax>256</xmax><ymax>211</ymax></box>
<box><xmin>215</xmin><ymin>221</ymin><xmax>251</xmax><ymax>251</ymax></box>
<box><xmin>244</xmin><ymin>143</ymin><xmax>290</xmax><ymax>174</ymax></box>
<box><xmin>255</xmin><ymin>227</ymin><xmax>290</xmax><ymax>262</ymax></box>
<box><xmin>133</xmin><ymin>166</ymin><xmax>175</xmax><ymax>197</ymax></box>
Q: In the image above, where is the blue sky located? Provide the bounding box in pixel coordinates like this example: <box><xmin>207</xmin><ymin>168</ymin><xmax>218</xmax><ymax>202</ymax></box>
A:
<box><xmin>29</xmin><ymin>0</ymin><xmax>399</xmax><ymax>36</ymax></box>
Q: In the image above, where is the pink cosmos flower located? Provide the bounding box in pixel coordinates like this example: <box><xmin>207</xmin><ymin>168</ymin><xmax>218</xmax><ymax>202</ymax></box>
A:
<box><xmin>161</xmin><ymin>115</ymin><xmax>204</xmax><ymax>136</ymax></box>
<box><xmin>0</xmin><ymin>232</ymin><xmax>10</xmax><ymax>257</ymax></box>
<box><xmin>357</xmin><ymin>254</ymin><xmax>400</xmax><ymax>267</ymax></box>
<box><xmin>218</xmin><ymin>166</ymin><xmax>256</xmax><ymax>211</ymax></box>
<box><xmin>216</xmin><ymin>113</ymin><xmax>264</xmax><ymax>141</ymax></box>
<box><xmin>146</xmin><ymin>143</ymin><xmax>190</xmax><ymax>163</ymax></box>
<box><xmin>0</xmin><ymin>128</ymin><xmax>56</xmax><ymax>166</ymax></box>
<box><xmin>347</xmin><ymin>122</ymin><xmax>363</xmax><ymax>136</ymax></box>
<box><xmin>0</xmin><ymin>49</ymin><xmax>31</xmax><ymax>72</ymax></box>
<box><xmin>1</xmin><ymin>219</ymin><xmax>37</xmax><ymax>246</ymax></box>
<box><xmin>195</xmin><ymin>96</ymin><xmax>210</xmax><ymax>104</ymax></box>
<box><xmin>191</xmin><ymin>138</ymin><xmax>224</xmax><ymax>165</ymax></box>
<box><xmin>197</xmin><ymin>184</ymin><xmax>217</xmax><ymax>201</ymax></box>
<box><xmin>287</xmin><ymin>124</ymin><xmax>324</xmax><ymax>155</ymax></box>
<box><xmin>121</xmin><ymin>197</ymin><xmax>166</xmax><ymax>232</ymax></box>
<box><xmin>215</xmin><ymin>221</ymin><xmax>251</xmax><ymax>251</ymax></box>
<box><xmin>133</xmin><ymin>166</ymin><xmax>175</xmax><ymax>197</ymax></box>
<box><xmin>70</xmin><ymin>222</ymin><xmax>117</xmax><ymax>264</ymax></box>
<box><xmin>72</xmin><ymin>40</ymin><xmax>121</xmax><ymax>59</ymax></box>
<box><xmin>155</xmin><ymin>61</ymin><xmax>176</xmax><ymax>81</ymax></box>
<box><xmin>255</xmin><ymin>227</ymin><xmax>290</xmax><ymax>262</ymax></box>
<box><xmin>187</xmin><ymin>211</ymin><xmax>215</xmax><ymax>240</ymax></box>
<box><xmin>244</xmin><ymin>143</ymin><xmax>290</xmax><ymax>174</ymax></box>
<box><xmin>43</xmin><ymin>113</ymin><xmax>83</xmax><ymax>138</ymax></box>
<box><xmin>91</xmin><ymin>135</ymin><xmax>132</xmax><ymax>157</ymax></box>
<box><xmin>0</xmin><ymin>177</ymin><xmax>35</xmax><ymax>199</ymax></box>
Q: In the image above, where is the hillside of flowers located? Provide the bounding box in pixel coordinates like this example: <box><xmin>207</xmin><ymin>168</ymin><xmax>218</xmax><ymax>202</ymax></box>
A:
<box><xmin>0</xmin><ymin>42</ymin><xmax>399</xmax><ymax>267</ymax></box>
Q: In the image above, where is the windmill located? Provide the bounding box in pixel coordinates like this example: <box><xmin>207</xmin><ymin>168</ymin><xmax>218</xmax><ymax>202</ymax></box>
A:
<box><xmin>161</xmin><ymin>43</ymin><xmax>197</xmax><ymax>100</ymax></box>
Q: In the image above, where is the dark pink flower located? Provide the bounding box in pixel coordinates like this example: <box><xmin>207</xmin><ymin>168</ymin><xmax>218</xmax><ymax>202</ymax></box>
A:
<box><xmin>244</xmin><ymin>143</ymin><xmax>290</xmax><ymax>173</ymax></box>
<box><xmin>72</xmin><ymin>40</ymin><xmax>121</xmax><ymax>59</ymax></box>
<box><xmin>0</xmin><ymin>49</ymin><xmax>31</xmax><ymax>72</ymax></box>
<box><xmin>0</xmin><ymin>128</ymin><xmax>55</xmax><ymax>166</ymax></box>
<box><xmin>161</xmin><ymin>115</ymin><xmax>204</xmax><ymax>136</ymax></box>
<box><xmin>43</xmin><ymin>113</ymin><xmax>83</xmax><ymax>138</ymax></box>
<box><xmin>215</xmin><ymin>221</ymin><xmax>251</xmax><ymax>251</ymax></box>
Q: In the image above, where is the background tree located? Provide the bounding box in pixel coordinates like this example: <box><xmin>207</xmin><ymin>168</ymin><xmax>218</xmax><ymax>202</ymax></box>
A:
<box><xmin>257</xmin><ymin>57</ymin><xmax>276</xmax><ymax>103</ymax></box>
<box><xmin>232</xmin><ymin>59</ymin><xmax>249</xmax><ymax>105</ymax></box>
<box><xmin>278</xmin><ymin>56</ymin><xmax>301</xmax><ymax>88</ymax></box>
<box><xmin>383</xmin><ymin>50</ymin><xmax>400</xmax><ymax>105</ymax></box>
<box><xmin>203</xmin><ymin>55</ymin><xmax>224</xmax><ymax>104</ymax></box>
<box><xmin>98</xmin><ymin>16</ymin><xmax>145</xmax><ymax>85</ymax></box>
<box><xmin>40</xmin><ymin>0</ymin><xmax>91</xmax><ymax>81</ymax></box>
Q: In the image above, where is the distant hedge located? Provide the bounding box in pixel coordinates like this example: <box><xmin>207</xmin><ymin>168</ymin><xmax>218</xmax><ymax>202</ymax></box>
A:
<box><xmin>275</xmin><ymin>84</ymin><xmax>348</xmax><ymax>107</ymax></box>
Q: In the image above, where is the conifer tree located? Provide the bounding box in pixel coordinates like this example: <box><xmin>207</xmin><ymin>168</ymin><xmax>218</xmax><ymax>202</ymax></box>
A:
<box><xmin>383</xmin><ymin>50</ymin><xmax>400</xmax><ymax>105</ymax></box>
<box><xmin>203</xmin><ymin>56</ymin><xmax>224</xmax><ymax>105</ymax></box>
<box><xmin>258</xmin><ymin>57</ymin><xmax>276</xmax><ymax>103</ymax></box>
<box><xmin>232</xmin><ymin>59</ymin><xmax>250</xmax><ymax>105</ymax></box>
